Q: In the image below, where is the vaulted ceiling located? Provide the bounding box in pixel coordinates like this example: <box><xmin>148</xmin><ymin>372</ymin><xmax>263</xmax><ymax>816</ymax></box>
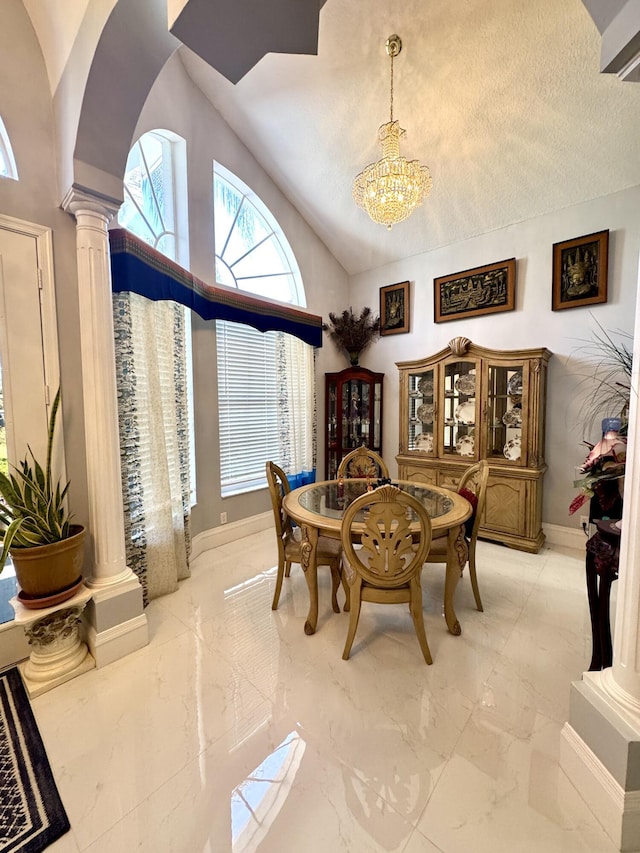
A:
<box><xmin>174</xmin><ymin>0</ymin><xmax>640</xmax><ymax>275</ymax></box>
<box><xmin>20</xmin><ymin>0</ymin><xmax>640</xmax><ymax>277</ymax></box>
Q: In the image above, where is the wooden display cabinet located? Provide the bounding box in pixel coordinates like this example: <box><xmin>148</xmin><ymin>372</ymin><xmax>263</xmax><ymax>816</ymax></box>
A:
<box><xmin>396</xmin><ymin>336</ymin><xmax>551</xmax><ymax>552</ymax></box>
<box><xmin>325</xmin><ymin>367</ymin><xmax>383</xmax><ymax>480</ymax></box>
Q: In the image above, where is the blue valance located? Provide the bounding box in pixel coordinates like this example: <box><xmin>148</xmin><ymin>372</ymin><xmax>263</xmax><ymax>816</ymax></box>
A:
<box><xmin>108</xmin><ymin>228</ymin><xmax>323</xmax><ymax>347</ymax></box>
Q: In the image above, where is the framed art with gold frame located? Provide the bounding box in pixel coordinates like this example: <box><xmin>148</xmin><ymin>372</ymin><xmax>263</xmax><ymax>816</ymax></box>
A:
<box><xmin>434</xmin><ymin>258</ymin><xmax>516</xmax><ymax>323</ymax></box>
<box><xmin>380</xmin><ymin>280</ymin><xmax>410</xmax><ymax>336</ymax></box>
<box><xmin>552</xmin><ymin>229</ymin><xmax>609</xmax><ymax>311</ymax></box>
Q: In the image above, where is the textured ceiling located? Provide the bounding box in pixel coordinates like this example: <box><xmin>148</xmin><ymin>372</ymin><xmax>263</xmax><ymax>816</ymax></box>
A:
<box><xmin>178</xmin><ymin>0</ymin><xmax>640</xmax><ymax>276</ymax></box>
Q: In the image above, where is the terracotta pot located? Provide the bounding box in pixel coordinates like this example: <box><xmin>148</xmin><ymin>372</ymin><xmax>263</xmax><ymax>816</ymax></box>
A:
<box><xmin>10</xmin><ymin>524</ymin><xmax>86</xmax><ymax>602</ymax></box>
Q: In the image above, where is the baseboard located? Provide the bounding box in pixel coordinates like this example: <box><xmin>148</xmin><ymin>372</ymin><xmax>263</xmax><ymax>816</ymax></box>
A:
<box><xmin>191</xmin><ymin>516</ymin><xmax>584</xmax><ymax>558</ymax></box>
<box><xmin>542</xmin><ymin>522</ymin><xmax>586</xmax><ymax>552</ymax></box>
<box><xmin>191</xmin><ymin>512</ymin><xmax>272</xmax><ymax>559</ymax></box>
<box><xmin>561</xmin><ymin>722</ymin><xmax>640</xmax><ymax>852</ymax></box>
<box><xmin>84</xmin><ymin>613</ymin><xmax>149</xmax><ymax>668</ymax></box>
<box><xmin>0</xmin><ymin>622</ymin><xmax>30</xmax><ymax>670</ymax></box>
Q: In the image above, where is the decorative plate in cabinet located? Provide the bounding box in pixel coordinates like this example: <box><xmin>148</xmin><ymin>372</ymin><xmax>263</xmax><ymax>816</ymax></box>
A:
<box><xmin>507</xmin><ymin>372</ymin><xmax>523</xmax><ymax>397</ymax></box>
<box><xmin>502</xmin><ymin>406</ymin><xmax>522</xmax><ymax>427</ymax></box>
<box><xmin>454</xmin><ymin>372</ymin><xmax>476</xmax><ymax>395</ymax></box>
<box><xmin>503</xmin><ymin>436</ymin><xmax>522</xmax><ymax>461</ymax></box>
<box><xmin>456</xmin><ymin>434</ymin><xmax>475</xmax><ymax>457</ymax></box>
<box><xmin>415</xmin><ymin>433</ymin><xmax>434</xmax><ymax>452</ymax></box>
<box><xmin>454</xmin><ymin>400</ymin><xmax>475</xmax><ymax>425</ymax></box>
<box><xmin>417</xmin><ymin>403</ymin><xmax>435</xmax><ymax>424</ymax></box>
<box><xmin>418</xmin><ymin>376</ymin><xmax>434</xmax><ymax>395</ymax></box>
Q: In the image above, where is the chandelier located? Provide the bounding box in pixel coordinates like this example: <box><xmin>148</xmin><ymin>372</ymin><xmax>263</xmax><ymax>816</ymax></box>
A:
<box><xmin>353</xmin><ymin>34</ymin><xmax>432</xmax><ymax>230</ymax></box>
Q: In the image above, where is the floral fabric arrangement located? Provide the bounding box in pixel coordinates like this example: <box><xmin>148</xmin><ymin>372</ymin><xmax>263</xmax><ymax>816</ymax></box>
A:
<box><xmin>569</xmin><ymin>420</ymin><xmax>626</xmax><ymax>516</ymax></box>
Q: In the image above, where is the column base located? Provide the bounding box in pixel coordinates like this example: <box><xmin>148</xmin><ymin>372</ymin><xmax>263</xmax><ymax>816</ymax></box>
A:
<box><xmin>83</xmin><ymin>573</ymin><xmax>148</xmax><ymax>667</ymax></box>
<box><xmin>20</xmin><ymin>652</ymin><xmax>96</xmax><ymax>699</ymax></box>
<box><xmin>560</xmin><ymin>673</ymin><xmax>640</xmax><ymax>852</ymax></box>
<box><xmin>85</xmin><ymin>613</ymin><xmax>148</xmax><ymax>668</ymax></box>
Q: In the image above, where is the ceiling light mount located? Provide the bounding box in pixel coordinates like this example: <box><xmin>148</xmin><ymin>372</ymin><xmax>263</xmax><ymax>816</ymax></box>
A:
<box><xmin>386</xmin><ymin>34</ymin><xmax>402</xmax><ymax>60</ymax></box>
<box><xmin>353</xmin><ymin>34</ymin><xmax>432</xmax><ymax>230</ymax></box>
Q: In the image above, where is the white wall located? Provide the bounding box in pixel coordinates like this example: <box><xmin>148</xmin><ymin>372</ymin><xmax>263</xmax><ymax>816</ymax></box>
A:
<box><xmin>0</xmin><ymin>0</ymin><xmax>89</xmax><ymax>530</ymax></box>
<box><xmin>348</xmin><ymin>186</ymin><xmax>640</xmax><ymax>527</ymax></box>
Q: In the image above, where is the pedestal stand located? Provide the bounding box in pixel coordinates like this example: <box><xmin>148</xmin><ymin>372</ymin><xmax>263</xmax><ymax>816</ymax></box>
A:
<box><xmin>10</xmin><ymin>586</ymin><xmax>95</xmax><ymax>697</ymax></box>
<box><xmin>585</xmin><ymin>519</ymin><xmax>621</xmax><ymax>671</ymax></box>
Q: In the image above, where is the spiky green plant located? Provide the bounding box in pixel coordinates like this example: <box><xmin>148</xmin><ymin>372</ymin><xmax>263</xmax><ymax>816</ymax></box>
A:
<box><xmin>0</xmin><ymin>387</ymin><xmax>72</xmax><ymax>572</ymax></box>
<box><xmin>571</xmin><ymin>319</ymin><xmax>634</xmax><ymax>437</ymax></box>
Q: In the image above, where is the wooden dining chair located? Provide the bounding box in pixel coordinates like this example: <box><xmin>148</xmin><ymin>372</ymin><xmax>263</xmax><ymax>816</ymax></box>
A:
<box><xmin>266</xmin><ymin>461</ymin><xmax>342</xmax><ymax>612</ymax></box>
<box><xmin>425</xmin><ymin>459</ymin><xmax>489</xmax><ymax>611</ymax></box>
<box><xmin>340</xmin><ymin>484</ymin><xmax>434</xmax><ymax>664</ymax></box>
<box><xmin>337</xmin><ymin>446</ymin><xmax>389</xmax><ymax>480</ymax></box>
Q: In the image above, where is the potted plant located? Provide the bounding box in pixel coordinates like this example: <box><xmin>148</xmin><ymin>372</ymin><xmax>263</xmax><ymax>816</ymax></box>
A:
<box><xmin>0</xmin><ymin>387</ymin><xmax>85</xmax><ymax>606</ymax></box>
<box><xmin>322</xmin><ymin>306</ymin><xmax>380</xmax><ymax>366</ymax></box>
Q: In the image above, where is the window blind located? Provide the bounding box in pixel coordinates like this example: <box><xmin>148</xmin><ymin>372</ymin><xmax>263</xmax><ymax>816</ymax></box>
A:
<box><xmin>217</xmin><ymin>320</ymin><xmax>279</xmax><ymax>496</ymax></box>
<box><xmin>217</xmin><ymin>321</ymin><xmax>315</xmax><ymax>496</ymax></box>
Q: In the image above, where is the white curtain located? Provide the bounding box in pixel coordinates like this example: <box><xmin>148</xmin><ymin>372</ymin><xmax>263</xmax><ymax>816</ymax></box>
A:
<box><xmin>113</xmin><ymin>292</ymin><xmax>191</xmax><ymax>604</ymax></box>
<box><xmin>276</xmin><ymin>333</ymin><xmax>316</xmax><ymax>487</ymax></box>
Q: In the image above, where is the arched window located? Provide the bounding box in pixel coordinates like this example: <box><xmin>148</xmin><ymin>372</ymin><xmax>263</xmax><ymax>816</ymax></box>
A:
<box><xmin>214</xmin><ymin>164</ymin><xmax>315</xmax><ymax>496</ymax></box>
<box><xmin>0</xmin><ymin>117</ymin><xmax>18</xmax><ymax>180</ymax></box>
<box><xmin>116</xmin><ymin>129</ymin><xmax>193</xmax><ymax>602</ymax></box>
<box><xmin>214</xmin><ymin>164</ymin><xmax>302</xmax><ymax>304</ymax></box>
<box><xmin>119</xmin><ymin>130</ymin><xmax>186</xmax><ymax>263</ymax></box>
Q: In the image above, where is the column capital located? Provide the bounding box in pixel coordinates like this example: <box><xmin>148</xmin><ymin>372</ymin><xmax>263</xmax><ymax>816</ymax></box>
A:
<box><xmin>61</xmin><ymin>184</ymin><xmax>121</xmax><ymax>223</ymax></box>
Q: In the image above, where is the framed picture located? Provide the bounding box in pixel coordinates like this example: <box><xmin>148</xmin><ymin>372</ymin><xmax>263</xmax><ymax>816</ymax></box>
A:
<box><xmin>380</xmin><ymin>280</ymin><xmax>410</xmax><ymax>335</ymax></box>
<box><xmin>434</xmin><ymin>258</ymin><xmax>516</xmax><ymax>323</ymax></box>
<box><xmin>552</xmin><ymin>229</ymin><xmax>609</xmax><ymax>311</ymax></box>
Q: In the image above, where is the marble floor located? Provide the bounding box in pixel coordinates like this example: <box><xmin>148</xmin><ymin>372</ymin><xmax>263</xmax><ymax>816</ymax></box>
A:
<box><xmin>30</xmin><ymin>531</ymin><xmax>618</xmax><ymax>852</ymax></box>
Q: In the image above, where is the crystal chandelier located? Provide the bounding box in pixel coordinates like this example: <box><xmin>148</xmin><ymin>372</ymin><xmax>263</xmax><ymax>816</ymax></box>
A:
<box><xmin>353</xmin><ymin>35</ymin><xmax>432</xmax><ymax>230</ymax></box>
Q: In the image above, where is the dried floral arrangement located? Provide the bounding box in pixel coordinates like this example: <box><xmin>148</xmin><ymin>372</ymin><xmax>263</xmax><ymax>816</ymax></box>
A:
<box><xmin>322</xmin><ymin>306</ymin><xmax>380</xmax><ymax>366</ymax></box>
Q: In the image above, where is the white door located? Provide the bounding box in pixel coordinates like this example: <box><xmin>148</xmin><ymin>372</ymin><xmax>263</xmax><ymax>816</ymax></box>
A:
<box><xmin>0</xmin><ymin>216</ymin><xmax>61</xmax><ymax>667</ymax></box>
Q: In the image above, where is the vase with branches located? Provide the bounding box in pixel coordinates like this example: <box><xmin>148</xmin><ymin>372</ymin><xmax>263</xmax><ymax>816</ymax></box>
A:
<box><xmin>322</xmin><ymin>306</ymin><xmax>380</xmax><ymax>366</ymax></box>
<box><xmin>568</xmin><ymin>319</ymin><xmax>633</xmax><ymax>516</ymax></box>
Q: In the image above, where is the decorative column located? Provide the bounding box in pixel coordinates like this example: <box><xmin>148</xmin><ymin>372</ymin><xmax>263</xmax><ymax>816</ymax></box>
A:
<box><xmin>11</xmin><ymin>586</ymin><xmax>95</xmax><ymax>698</ymax></box>
<box><xmin>62</xmin><ymin>187</ymin><xmax>148</xmax><ymax>666</ymax></box>
<box><xmin>560</xmin><ymin>260</ymin><xmax>640</xmax><ymax>851</ymax></box>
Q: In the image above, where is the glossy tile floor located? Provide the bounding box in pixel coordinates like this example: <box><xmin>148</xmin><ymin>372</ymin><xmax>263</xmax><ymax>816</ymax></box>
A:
<box><xmin>33</xmin><ymin>531</ymin><xmax>619</xmax><ymax>852</ymax></box>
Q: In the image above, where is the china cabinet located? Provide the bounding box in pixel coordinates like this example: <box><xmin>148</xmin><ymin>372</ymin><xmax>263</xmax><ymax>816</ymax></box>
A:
<box><xmin>396</xmin><ymin>337</ymin><xmax>551</xmax><ymax>552</ymax></box>
<box><xmin>325</xmin><ymin>367</ymin><xmax>384</xmax><ymax>480</ymax></box>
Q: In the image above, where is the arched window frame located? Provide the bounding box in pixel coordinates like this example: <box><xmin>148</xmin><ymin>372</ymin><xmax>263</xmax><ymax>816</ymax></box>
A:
<box><xmin>214</xmin><ymin>161</ymin><xmax>303</xmax><ymax>305</ymax></box>
<box><xmin>213</xmin><ymin>164</ymin><xmax>315</xmax><ymax>498</ymax></box>
<box><xmin>119</xmin><ymin>129</ymin><xmax>189</xmax><ymax>266</ymax></box>
<box><xmin>118</xmin><ymin>128</ymin><xmax>196</xmax><ymax>507</ymax></box>
<box><xmin>0</xmin><ymin>117</ymin><xmax>19</xmax><ymax>180</ymax></box>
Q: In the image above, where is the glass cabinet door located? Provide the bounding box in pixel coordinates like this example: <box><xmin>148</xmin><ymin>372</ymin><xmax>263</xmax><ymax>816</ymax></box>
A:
<box><xmin>486</xmin><ymin>362</ymin><xmax>525</xmax><ymax>464</ymax></box>
<box><xmin>325</xmin><ymin>368</ymin><xmax>384</xmax><ymax>479</ymax></box>
<box><xmin>443</xmin><ymin>359</ymin><xmax>478</xmax><ymax>459</ymax></box>
<box><xmin>372</xmin><ymin>380</ymin><xmax>382</xmax><ymax>449</ymax></box>
<box><xmin>326</xmin><ymin>381</ymin><xmax>339</xmax><ymax>479</ymax></box>
<box><xmin>408</xmin><ymin>368</ymin><xmax>436</xmax><ymax>454</ymax></box>
<box><xmin>341</xmin><ymin>378</ymin><xmax>371</xmax><ymax>450</ymax></box>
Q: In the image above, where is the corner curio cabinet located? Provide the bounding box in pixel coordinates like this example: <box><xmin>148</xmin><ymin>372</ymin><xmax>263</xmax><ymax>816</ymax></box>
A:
<box><xmin>325</xmin><ymin>367</ymin><xmax>384</xmax><ymax>480</ymax></box>
<box><xmin>396</xmin><ymin>337</ymin><xmax>551</xmax><ymax>552</ymax></box>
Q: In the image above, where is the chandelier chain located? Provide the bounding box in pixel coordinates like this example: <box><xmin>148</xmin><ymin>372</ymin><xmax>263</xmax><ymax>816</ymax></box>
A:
<box><xmin>389</xmin><ymin>51</ymin><xmax>394</xmax><ymax>123</ymax></box>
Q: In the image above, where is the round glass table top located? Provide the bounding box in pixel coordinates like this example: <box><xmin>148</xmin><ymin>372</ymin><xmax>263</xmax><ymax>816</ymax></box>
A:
<box><xmin>297</xmin><ymin>480</ymin><xmax>454</xmax><ymax>523</ymax></box>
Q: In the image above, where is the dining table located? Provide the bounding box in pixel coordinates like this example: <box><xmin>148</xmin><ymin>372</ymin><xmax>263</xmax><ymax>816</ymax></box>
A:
<box><xmin>282</xmin><ymin>478</ymin><xmax>472</xmax><ymax>637</ymax></box>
